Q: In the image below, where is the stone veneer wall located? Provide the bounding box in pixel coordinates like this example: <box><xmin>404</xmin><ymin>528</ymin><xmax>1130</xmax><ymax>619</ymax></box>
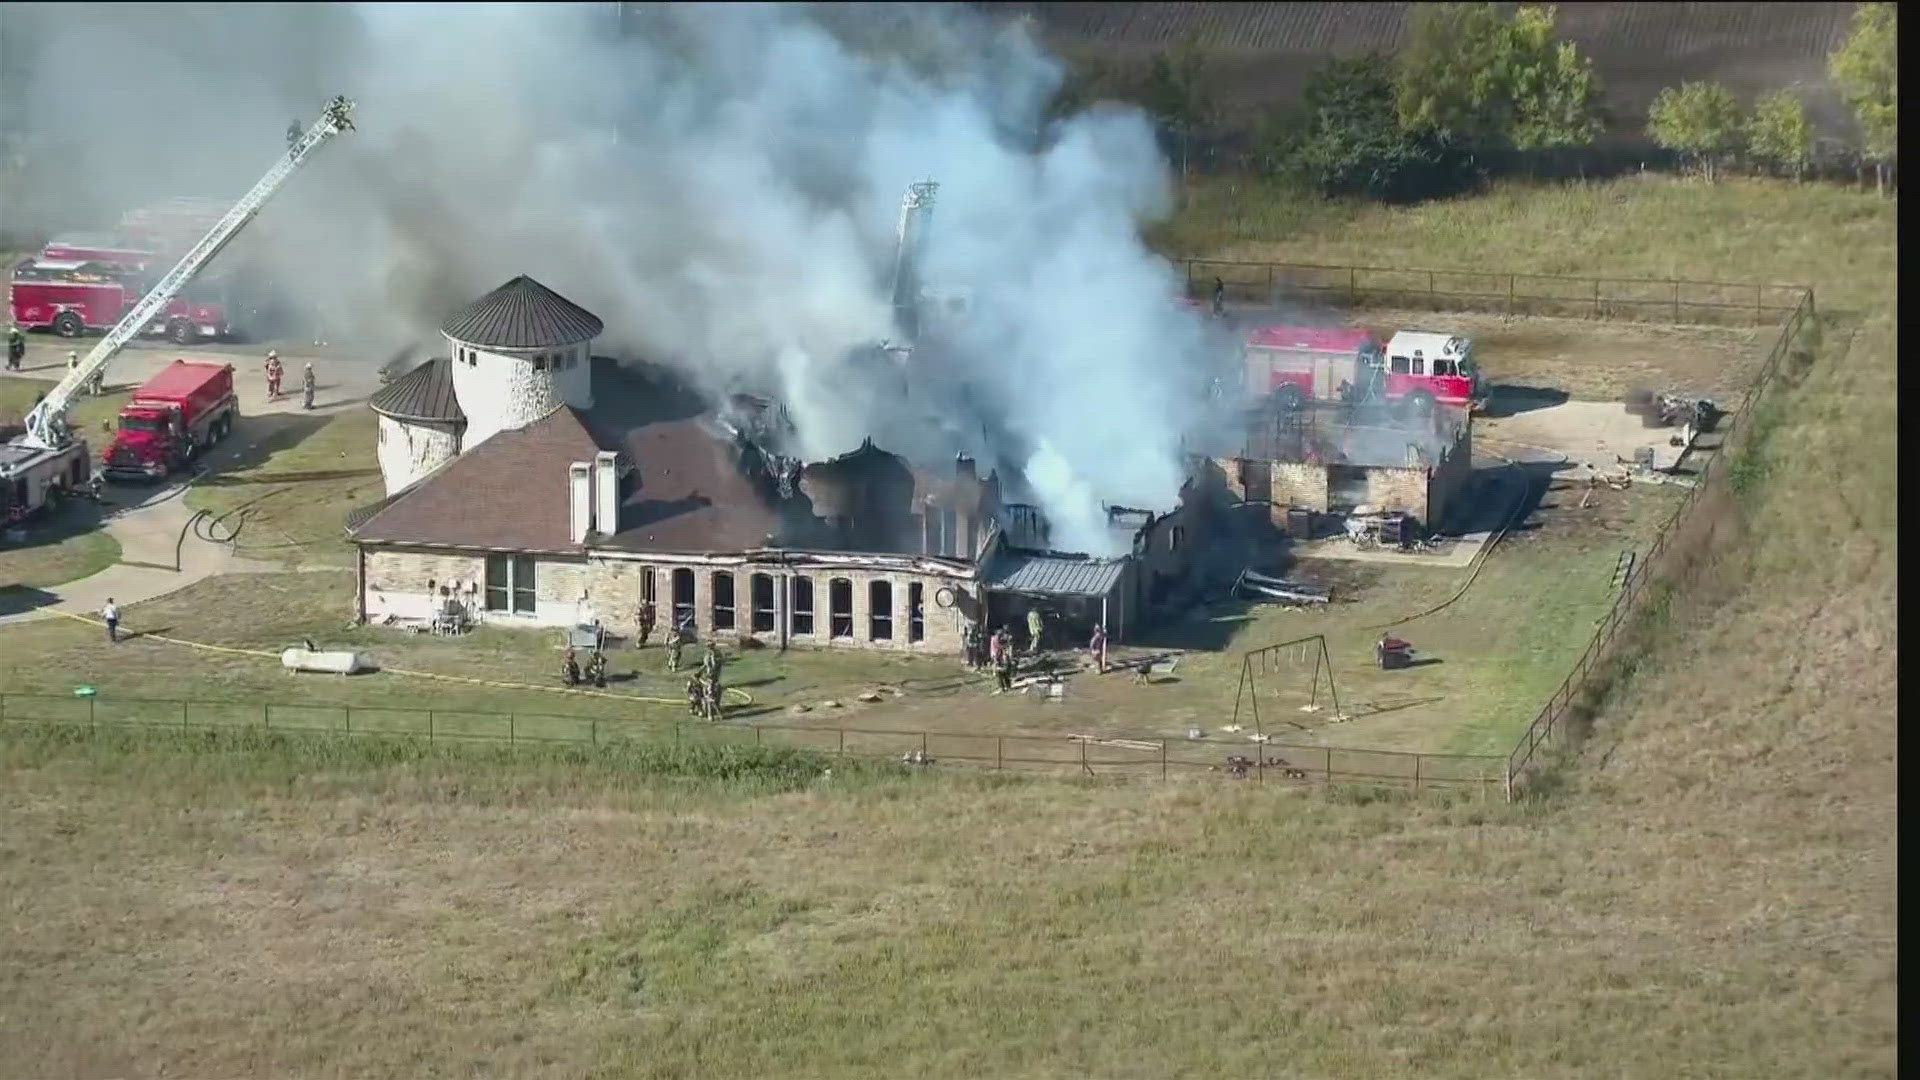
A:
<box><xmin>360</xmin><ymin>545</ymin><xmax>976</xmax><ymax>654</ymax></box>
<box><xmin>375</xmin><ymin>415</ymin><xmax>461</xmax><ymax>496</ymax></box>
<box><xmin>448</xmin><ymin>339</ymin><xmax>594</xmax><ymax>451</ymax></box>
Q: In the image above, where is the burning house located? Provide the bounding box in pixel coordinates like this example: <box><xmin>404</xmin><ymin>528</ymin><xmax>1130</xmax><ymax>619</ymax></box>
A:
<box><xmin>346</xmin><ymin>275</ymin><xmax>1210</xmax><ymax>654</ymax></box>
<box><xmin>1205</xmin><ymin>402</ymin><xmax>1474</xmax><ymax>536</ymax></box>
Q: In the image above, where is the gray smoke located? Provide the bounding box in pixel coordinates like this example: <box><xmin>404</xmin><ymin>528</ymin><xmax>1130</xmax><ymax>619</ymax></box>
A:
<box><xmin>0</xmin><ymin>1</ymin><xmax>1218</xmax><ymax>556</ymax></box>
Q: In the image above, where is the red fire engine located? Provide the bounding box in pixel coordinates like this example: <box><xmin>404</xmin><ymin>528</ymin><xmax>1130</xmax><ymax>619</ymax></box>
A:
<box><xmin>9</xmin><ymin>257</ymin><xmax>231</xmax><ymax>345</ymax></box>
<box><xmin>1241</xmin><ymin>324</ymin><xmax>1483</xmax><ymax>413</ymax></box>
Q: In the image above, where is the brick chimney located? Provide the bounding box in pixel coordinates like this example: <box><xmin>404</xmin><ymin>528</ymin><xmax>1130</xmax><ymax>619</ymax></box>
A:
<box><xmin>955</xmin><ymin>452</ymin><xmax>976</xmax><ymax>480</ymax></box>
<box><xmin>592</xmin><ymin>450</ymin><xmax>620</xmax><ymax>537</ymax></box>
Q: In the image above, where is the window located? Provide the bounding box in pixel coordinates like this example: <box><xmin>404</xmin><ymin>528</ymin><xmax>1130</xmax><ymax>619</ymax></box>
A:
<box><xmin>790</xmin><ymin>576</ymin><xmax>815</xmax><ymax>636</ymax></box>
<box><xmin>1390</xmin><ymin>355</ymin><xmax>1410</xmax><ymax>375</ymax></box>
<box><xmin>533</xmin><ymin>354</ymin><xmax>549</xmax><ymax>372</ymax></box>
<box><xmin>711</xmin><ymin>571</ymin><xmax>735</xmax><ymax>631</ymax></box>
<box><xmin>641</xmin><ymin>567</ymin><xmax>656</xmax><ymax>603</ymax></box>
<box><xmin>1410</xmin><ymin>355</ymin><xmax>1425</xmax><ymax>375</ymax></box>
<box><xmin>908</xmin><ymin>583</ymin><xmax>925</xmax><ymax>643</ymax></box>
<box><xmin>941</xmin><ymin>509</ymin><xmax>958</xmax><ymax>555</ymax></box>
<box><xmin>671</xmin><ymin>568</ymin><xmax>695</xmax><ymax>630</ymax></box>
<box><xmin>1169</xmin><ymin>526</ymin><xmax>1184</xmax><ymax>553</ymax></box>
<box><xmin>484</xmin><ymin>554</ymin><xmax>537</xmax><ymax>614</ymax></box>
<box><xmin>1432</xmin><ymin>358</ymin><xmax>1456</xmax><ymax>377</ymax></box>
<box><xmin>829</xmin><ymin>578</ymin><xmax>853</xmax><ymax>639</ymax></box>
<box><xmin>869</xmin><ymin>580</ymin><xmax>893</xmax><ymax>641</ymax></box>
<box><xmin>751</xmin><ymin>573</ymin><xmax>776</xmax><ymax>633</ymax></box>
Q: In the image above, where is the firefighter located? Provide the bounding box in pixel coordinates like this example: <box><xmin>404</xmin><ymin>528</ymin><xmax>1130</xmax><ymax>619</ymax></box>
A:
<box><xmin>1026</xmin><ymin>606</ymin><xmax>1044</xmax><ymax>655</ymax></box>
<box><xmin>6</xmin><ymin>325</ymin><xmax>23</xmax><ymax>371</ymax></box>
<box><xmin>665</xmin><ymin>621</ymin><xmax>684</xmax><ymax>673</ymax></box>
<box><xmin>1088</xmin><ymin>623</ymin><xmax>1108</xmax><ymax>674</ymax></box>
<box><xmin>994</xmin><ymin>642</ymin><xmax>1015</xmax><ymax>693</ymax></box>
<box><xmin>961</xmin><ymin>623</ymin><xmax>981</xmax><ymax>670</ymax></box>
<box><xmin>686</xmin><ymin>674</ymin><xmax>705</xmax><ymax>718</ymax></box>
<box><xmin>264</xmin><ymin>350</ymin><xmax>283</xmax><ymax>400</ymax></box>
<box><xmin>560</xmin><ymin>647</ymin><xmax>581</xmax><ymax>687</ymax></box>
<box><xmin>301</xmin><ymin>362</ymin><xmax>316</xmax><ymax>410</ymax></box>
<box><xmin>635</xmin><ymin>598</ymin><xmax>655</xmax><ymax>649</ymax></box>
<box><xmin>703</xmin><ymin>668</ymin><xmax>723</xmax><ymax>721</ymax></box>
<box><xmin>67</xmin><ymin>351</ymin><xmax>81</xmax><ymax>393</ymax></box>
<box><xmin>700</xmin><ymin>642</ymin><xmax>723</xmax><ymax>685</ymax></box>
<box><xmin>1212</xmin><ymin>276</ymin><xmax>1226</xmax><ymax>317</ymax></box>
<box><xmin>586</xmin><ymin>648</ymin><xmax>608</xmax><ymax>688</ymax></box>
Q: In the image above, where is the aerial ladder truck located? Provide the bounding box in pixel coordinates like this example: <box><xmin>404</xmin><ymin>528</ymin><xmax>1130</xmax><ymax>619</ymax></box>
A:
<box><xmin>1</xmin><ymin>96</ymin><xmax>354</xmax><ymax>527</ymax></box>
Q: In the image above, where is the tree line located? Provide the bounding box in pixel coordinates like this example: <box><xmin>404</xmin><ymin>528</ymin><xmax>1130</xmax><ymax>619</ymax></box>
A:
<box><xmin>1070</xmin><ymin>2</ymin><xmax>1896</xmax><ymax>201</ymax></box>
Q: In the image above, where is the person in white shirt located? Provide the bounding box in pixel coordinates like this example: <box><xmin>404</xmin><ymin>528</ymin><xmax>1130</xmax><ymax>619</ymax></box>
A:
<box><xmin>102</xmin><ymin>598</ymin><xmax>120</xmax><ymax>643</ymax></box>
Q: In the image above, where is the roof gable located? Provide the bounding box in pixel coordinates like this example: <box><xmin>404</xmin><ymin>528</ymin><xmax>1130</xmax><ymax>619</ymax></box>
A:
<box><xmin>348</xmin><ymin>406</ymin><xmax>602</xmax><ymax>552</ymax></box>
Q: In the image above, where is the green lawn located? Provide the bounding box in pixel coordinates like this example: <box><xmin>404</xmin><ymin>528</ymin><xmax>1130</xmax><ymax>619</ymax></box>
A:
<box><xmin>182</xmin><ymin>406</ymin><xmax>381</xmax><ymax>568</ymax></box>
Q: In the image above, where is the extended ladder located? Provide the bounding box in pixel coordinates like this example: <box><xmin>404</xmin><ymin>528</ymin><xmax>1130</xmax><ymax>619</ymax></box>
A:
<box><xmin>19</xmin><ymin>96</ymin><xmax>357</xmax><ymax>451</ymax></box>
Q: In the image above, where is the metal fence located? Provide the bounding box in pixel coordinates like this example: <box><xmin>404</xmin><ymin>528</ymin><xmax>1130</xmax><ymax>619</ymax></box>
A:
<box><xmin>1500</xmin><ymin>286</ymin><xmax>1816</xmax><ymax>797</ymax></box>
<box><xmin>0</xmin><ymin>691</ymin><xmax>1505</xmax><ymax>792</ymax></box>
<box><xmin>1184</xmin><ymin>258</ymin><xmax>1806</xmax><ymax>326</ymax></box>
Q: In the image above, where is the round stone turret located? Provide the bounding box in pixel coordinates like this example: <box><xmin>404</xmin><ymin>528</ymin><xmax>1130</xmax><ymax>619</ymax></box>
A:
<box><xmin>442</xmin><ymin>275</ymin><xmax>603</xmax><ymax>450</ymax></box>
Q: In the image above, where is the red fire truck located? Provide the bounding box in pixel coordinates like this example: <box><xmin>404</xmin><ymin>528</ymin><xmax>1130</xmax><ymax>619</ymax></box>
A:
<box><xmin>1242</xmin><ymin>324</ymin><xmax>1482</xmax><ymax>413</ymax></box>
<box><xmin>100</xmin><ymin>360</ymin><xmax>239</xmax><ymax>481</ymax></box>
<box><xmin>9</xmin><ymin>257</ymin><xmax>232</xmax><ymax>345</ymax></box>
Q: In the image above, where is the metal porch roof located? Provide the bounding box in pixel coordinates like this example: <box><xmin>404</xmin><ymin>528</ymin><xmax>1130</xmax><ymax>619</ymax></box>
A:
<box><xmin>981</xmin><ymin>550</ymin><xmax>1127</xmax><ymax>598</ymax></box>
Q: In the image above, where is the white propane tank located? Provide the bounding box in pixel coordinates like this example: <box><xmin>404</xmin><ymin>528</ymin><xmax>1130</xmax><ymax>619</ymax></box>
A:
<box><xmin>280</xmin><ymin>647</ymin><xmax>375</xmax><ymax>675</ymax></box>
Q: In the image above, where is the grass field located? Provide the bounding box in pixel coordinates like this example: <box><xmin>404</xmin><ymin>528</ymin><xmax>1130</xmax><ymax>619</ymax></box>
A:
<box><xmin>182</xmin><ymin>406</ymin><xmax>380</xmax><ymax>568</ymax></box>
<box><xmin>0</xmin><ymin>175</ymin><xmax>1896</xmax><ymax>1078</ymax></box>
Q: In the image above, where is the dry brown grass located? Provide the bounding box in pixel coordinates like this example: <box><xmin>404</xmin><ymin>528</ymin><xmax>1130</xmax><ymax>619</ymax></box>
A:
<box><xmin>0</xmin><ymin>175</ymin><xmax>1896</xmax><ymax>1078</ymax></box>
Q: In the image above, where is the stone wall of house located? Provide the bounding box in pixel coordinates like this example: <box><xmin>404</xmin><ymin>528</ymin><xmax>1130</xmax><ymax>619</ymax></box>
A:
<box><xmin>375</xmin><ymin>416</ymin><xmax>461</xmax><ymax>496</ymax></box>
<box><xmin>1270</xmin><ymin>462</ymin><xmax>1331</xmax><ymax>512</ymax></box>
<box><xmin>1365</xmin><ymin>465</ymin><xmax>1431</xmax><ymax>520</ymax></box>
<box><xmin>363</xmin><ymin>545</ymin><xmax>977</xmax><ymax>654</ymax></box>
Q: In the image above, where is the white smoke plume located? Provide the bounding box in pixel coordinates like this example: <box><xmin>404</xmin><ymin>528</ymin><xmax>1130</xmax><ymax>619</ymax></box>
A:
<box><xmin>0</xmin><ymin>2</ymin><xmax>1219</xmax><ymax>556</ymax></box>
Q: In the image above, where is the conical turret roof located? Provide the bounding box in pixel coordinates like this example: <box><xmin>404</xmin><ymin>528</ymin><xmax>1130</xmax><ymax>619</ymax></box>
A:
<box><xmin>440</xmin><ymin>275</ymin><xmax>604</xmax><ymax>350</ymax></box>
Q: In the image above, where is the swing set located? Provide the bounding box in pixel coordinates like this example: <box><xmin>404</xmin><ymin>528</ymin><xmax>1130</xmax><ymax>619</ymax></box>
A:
<box><xmin>1229</xmin><ymin>633</ymin><xmax>1346</xmax><ymax>735</ymax></box>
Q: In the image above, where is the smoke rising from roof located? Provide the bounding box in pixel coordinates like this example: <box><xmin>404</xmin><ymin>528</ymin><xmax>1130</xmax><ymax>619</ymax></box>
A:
<box><xmin>1</xmin><ymin>2</ymin><xmax>1217</xmax><ymax>556</ymax></box>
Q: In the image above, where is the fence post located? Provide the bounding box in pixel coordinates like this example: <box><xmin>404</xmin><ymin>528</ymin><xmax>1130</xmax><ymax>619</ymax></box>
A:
<box><xmin>181</xmin><ymin>700</ymin><xmax>188</xmax><ymax>732</ymax></box>
<box><xmin>1428</xmin><ymin>269</ymin><xmax>1436</xmax><ymax>304</ymax></box>
<box><xmin>674</xmin><ymin>721</ymin><xmax>681</xmax><ymax>752</ymax></box>
<box><xmin>995</xmin><ymin>735</ymin><xmax>1003</xmax><ymax>771</ymax></box>
<box><xmin>838</xmin><ymin>727</ymin><xmax>846</xmax><ymax>761</ymax></box>
<box><xmin>90</xmin><ymin>694</ymin><xmax>97</xmax><ymax>732</ymax></box>
<box><xmin>1348</xmin><ymin>266</ymin><xmax>1357</xmax><ymax>305</ymax></box>
<box><xmin>426</xmin><ymin>710</ymin><xmax>433</xmax><ymax>744</ymax></box>
<box><xmin>1080</xmin><ymin>737</ymin><xmax>1089</xmax><ymax>775</ymax></box>
<box><xmin>1266</xmin><ymin>263</ymin><xmax>1274</xmax><ymax>299</ymax></box>
<box><xmin>1592</xmin><ymin>278</ymin><xmax>1601</xmax><ymax>317</ymax></box>
<box><xmin>1256</xmin><ymin>739</ymin><xmax>1265</xmax><ymax>784</ymax></box>
<box><xmin>1673</xmin><ymin>280</ymin><xmax>1682</xmax><ymax>322</ymax></box>
<box><xmin>1414</xmin><ymin>754</ymin><xmax>1422</xmax><ymax>790</ymax></box>
<box><xmin>1755</xmin><ymin>283</ymin><xmax>1763</xmax><ymax>321</ymax></box>
<box><xmin>1508</xmin><ymin>273</ymin><xmax>1516</xmax><ymax>314</ymax></box>
<box><xmin>1161</xmin><ymin>739</ymin><xmax>1168</xmax><ymax>781</ymax></box>
<box><xmin>591</xmin><ymin>717</ymin><xmax>598</xmax><ymax>747</ymax></box>
<box><xmin>344</xmin><ymin>704</ymin><xmax>351</xmax><ymax>736</ymax></box>
<box><xmin>922</xmin><ymin>730</ymin><xmax>929</xmax><ymax>758</ymax></box>
<box><xmin>508</xmin><ymin>713</ymin><xmax>515</xmax><ymax>746</ymax></box>
<box><xmin>264</xmin><ymin>703</ymin><xmax>271</xmax><ymax>732</ymax></box>
<box><xmin>756</xmin><ymin>725</ymin><xmax>763</xmax><ymax>746</ymax></box>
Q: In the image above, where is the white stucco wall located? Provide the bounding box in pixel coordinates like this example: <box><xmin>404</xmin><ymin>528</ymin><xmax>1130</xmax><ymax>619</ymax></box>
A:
<box><xmin>447</xmin><ymin>337</ymin><xmax>594</xmax><ymax>451</ymax></box>
<box><xmin>375</xmin><ymin>415</ymin><xmax>460</xmax><ymax>496</ymax></box>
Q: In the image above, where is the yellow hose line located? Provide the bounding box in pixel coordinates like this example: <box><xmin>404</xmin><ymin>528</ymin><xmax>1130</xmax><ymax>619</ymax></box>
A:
<box><xmin>45</xmin><ymin>609</ymin><xmax>754</xmax><ymax>708</ymax></box>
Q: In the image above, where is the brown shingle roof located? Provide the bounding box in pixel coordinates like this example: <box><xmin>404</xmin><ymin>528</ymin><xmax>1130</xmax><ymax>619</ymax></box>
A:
<box><xmin>440</xmin><ymin>275</ymin><xmax>605</xmax><ymax>350</ymax></box>
<box><xmin>596</xmin><ymin>417</ymin><xmax>792</xmax><ymax>554</ymax></box>
<box><xmin>368</xmin><ymin>356</ymin><xmax>464</xmax><ymax>423</ymax></box>
<box><xmin>347</xmin><ymin>406</ymin><xmax>602</xmax><ymax>553</ymax></box>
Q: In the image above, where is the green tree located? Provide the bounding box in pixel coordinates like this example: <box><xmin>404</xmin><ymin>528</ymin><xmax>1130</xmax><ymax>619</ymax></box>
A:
<box><xmin>1647</xmin><ymin>81</ymin><xmax>1744</xmax><ymax>182</ymax></box>
<box><xmin>1140</xmin><ymin>34</ymin><xmax>1216</xmax><ymax>195</ymax></box>
<box><xmin>1275</xmin><ymin>55</ymin><xmax>1474</xmax><ymax>202</ymax></box>
<box><xmin>1829</xmin><ymin>2</ymin><xmax>1897</xmax><ymax>193</ymax></box>
<box><xmin>1747</xmin><ymin>89</ymin><xmax>1813</xmax><ymax>179</ymax></box>
<box><xmin>1396</xmin><ymin>3</ymin><xmax>1605</xmax><ymax>166</ymax></box>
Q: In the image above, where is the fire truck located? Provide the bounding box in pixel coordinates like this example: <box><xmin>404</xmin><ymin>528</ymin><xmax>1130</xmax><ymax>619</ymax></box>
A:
<box><xmin>40</xmin><ymin>233</ymin><xmax>155</xmax><ymax>269</ymax></box>
<box><xmin>1241</xmin><ymin>324</ymin><xmax>1483</xmax><ymax>413</ymax></box>
<box><xmin>10</xmin><ymin>256</ymin><xmax>233</xmax><ymax>345</ymax></box>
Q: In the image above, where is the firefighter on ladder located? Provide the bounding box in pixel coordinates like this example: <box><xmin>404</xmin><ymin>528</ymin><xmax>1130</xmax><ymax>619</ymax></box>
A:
<box><xmin>265</xmin><ymin>350</ymin><xmax>283</xmax><ymax>400</ymax></box>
